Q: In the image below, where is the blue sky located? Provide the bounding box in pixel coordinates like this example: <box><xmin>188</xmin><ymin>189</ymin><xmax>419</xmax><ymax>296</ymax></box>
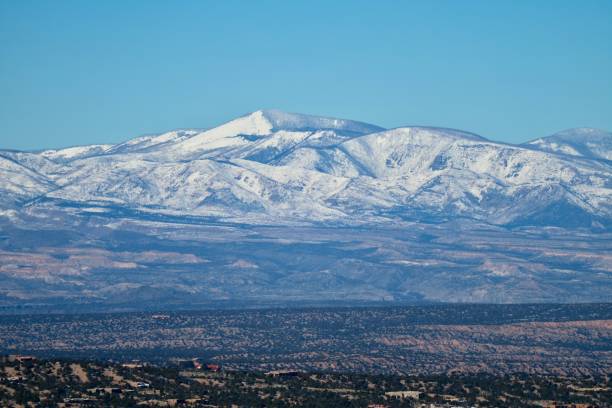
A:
<box><xmin>1</xmin><ymin>0</ymin><xmax>611</xmax><ymax>150</ymax></box>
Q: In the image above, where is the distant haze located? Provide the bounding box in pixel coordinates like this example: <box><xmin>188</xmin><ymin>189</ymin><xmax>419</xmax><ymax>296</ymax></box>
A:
<box><xmin>0</xmin><ymin>1</ymin><xmax>611</xmax><ymax>149</ymax></box>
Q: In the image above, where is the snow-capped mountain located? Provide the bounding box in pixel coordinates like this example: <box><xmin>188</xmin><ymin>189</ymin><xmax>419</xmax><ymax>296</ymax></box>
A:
<box><xmin>0</xmin><ymin>154</ymin><xmax>55</xmax><ymax>208</ymax></box>
<box><xmin>1</xmin><ymin>110</ymin><xmax>611</xmax><ymax>308</ymax></box>
<box><xmin>145</xmin><ymin>109</ymin><xmax>385</xmax><ymax>162</ymax></box>
<box><xmin>524</xmin><ymin>127</ymin><xmax>612</xmax><ymax>161</ymax></box>
<box><xmin>1</xmin><ymin>110</ymin><xmax>611</xmax><ymax>228</ymax></box>
<box><xmin>40</xmin><ymin>144</ymin><xmax>114</xmax><ymax>162</ymax></box>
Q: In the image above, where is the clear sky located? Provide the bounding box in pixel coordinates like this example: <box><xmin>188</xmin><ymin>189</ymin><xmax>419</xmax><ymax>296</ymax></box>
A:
<box><xmin>1</xmin><ymin>0</ymin><xmax>611</xmax><ymax>150</ymax></box>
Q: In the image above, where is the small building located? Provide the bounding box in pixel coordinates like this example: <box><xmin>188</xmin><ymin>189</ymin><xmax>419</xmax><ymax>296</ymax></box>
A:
<box><xmin>9</xmin><ymin>355</ymin><xmax>36</xmax><ymax>363</ymax></box>
<box><xmin>122</xmin><ymin>362</ymin><xmax>144</xmax><ymax>369</ymax></box>
<box><xmin>204</xmin><ymin>363</ymin><xmax>221</xmax><ymax>372</ymax></box>
<box><xmin>173</xmin><ymin>358</ymin><xmax>200</xmax><ymax>369</ymax></box>
<box><xmin>264</xmin><ymin>369</ymin><xmax>300</xmax><ymax>378</ymax></box>
<box><xmin>385</xmin><ymin>390</ymin><xmax>420</xmax><ymax>400</ymax></box>
<box><xmin>64</xmin><ymin>397</ymin><xmax>97</xmax><ymax>403</ymax></box>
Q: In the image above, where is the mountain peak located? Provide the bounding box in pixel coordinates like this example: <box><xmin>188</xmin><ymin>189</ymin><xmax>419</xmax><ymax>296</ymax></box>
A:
<box><xmin>547</xmin><ymin>127</ymin><xmax>611</xmax><ymax>142</ymax></box>
<box><xmin>245</xmin><ymin>109</ymin><xmax>385</xmax><ymax>135</ymax></box>
<box><xmin>525</xmin><ymin>127</ymin><xmax>612</xmax><ymax>160</ymax></box>
<box><xmin>153</xmin><ymin>110</ymin><xmax>384</xmax><ymax>160</ymax></box>
<box><xmin>389</xmin><ymin>126</ymin><xmax>488</xmax><ymax>142</ymax></box>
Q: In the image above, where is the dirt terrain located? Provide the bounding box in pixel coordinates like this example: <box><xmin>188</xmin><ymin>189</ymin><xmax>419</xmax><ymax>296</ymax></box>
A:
<box><xmin>1</xmin><ymin>304</ymin><xmax>610</xmax><ymax>376</ymax></box>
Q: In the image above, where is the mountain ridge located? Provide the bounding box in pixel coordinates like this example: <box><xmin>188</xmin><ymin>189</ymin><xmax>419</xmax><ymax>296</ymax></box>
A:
<box><xmin>523</xmin><ymin>127</ymin><xmax>612</xmax><ymax>161</ymax></box>
<box><xmin>0</xmin><ymin>110</ymin><xmax>610</xmax><ymax>229</ymax></box>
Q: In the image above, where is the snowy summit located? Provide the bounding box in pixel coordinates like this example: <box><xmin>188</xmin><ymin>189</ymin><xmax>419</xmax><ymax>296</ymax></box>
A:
<box><xmin>0</xmin><ymin>109</ymin><xmax>611</xmax><ymax>229</ymax></box>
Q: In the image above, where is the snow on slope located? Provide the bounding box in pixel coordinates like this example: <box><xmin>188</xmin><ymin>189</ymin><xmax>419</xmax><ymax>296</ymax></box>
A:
<box><xmin>1</xmin><ymin>110</ymin><xmax>611</xmax><ymax>227</ymax></box>
<box><xmin>46</xmin><ymin>155</ymin><xmax>351</xmax><ymax>221</ymax></box>
<box><xmin>276</xmin><ymin>126</ymin><xmax>612</xmax><ymax>224</ymax></box>
<box><xmin>41</xmin><ymin>144</ymin><xmax>113</xmax><ymax>162</ymax></box>
<box><xmin>524</xmin><ymin>128</ymin><xmax>612</xmax><ymax>161</ymax></box>
<box><xmin>106</xmin><ymin>130</ymin><xmax>198</xmax><ymax>154</ymax></box>
<box><xmin>154</xmin><ymin>110</ymin><xmax>384</xmax><ymax>161</ymax></box>
<box><xmin>0</xmin><ymin>155</ymin><xmax>55</xmax><ymax>208</ymax></box>
<box><xmin>260</xmin><ymin>109</ymin><xmax>385</xmax><ymax>134</ymax></box>
<box><xmin>0</xmin><ymin>150</ymin><xmax>66</xmax><ymax>176</ymax></box>
<box><xmin>340</xmin><ymin>127</ymin><xmax>486</xmax><ymax>177</ymax></box>
<box><xmin>277</xmin><ymin>127</ymin><xmax>500</xmax><ymax>178</ymax></box>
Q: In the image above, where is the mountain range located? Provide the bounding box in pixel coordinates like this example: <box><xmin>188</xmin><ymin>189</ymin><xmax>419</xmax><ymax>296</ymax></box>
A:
<box><xmin>0</xmin><ymin>110</ymin><xmax>610</xmax><ymax>309</ymax></box>
<box><xmin>1</xmin><ymin>109</ymin><xmax>611</xmax><ymax>228</ymax></box>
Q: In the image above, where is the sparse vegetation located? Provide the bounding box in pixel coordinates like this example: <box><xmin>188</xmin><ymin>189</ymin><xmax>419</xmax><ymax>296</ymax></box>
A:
<box><xmin>1</xmin><ymin>304</ymin><xmax>610</xmax><ymax>376</ymax></box>
<box><xmin>1</xmin><ymin>357</ymin><xmax>610</xmax><ymax>407</ymax></box>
